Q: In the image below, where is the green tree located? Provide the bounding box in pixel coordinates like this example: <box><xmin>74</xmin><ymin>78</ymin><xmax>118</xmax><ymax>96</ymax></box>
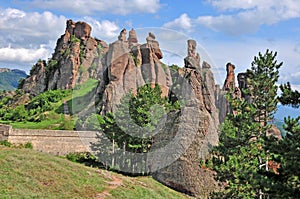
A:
<box><xmin>212</xmin><ymin>50</ymin><xmax>282</xmax><ymax>198</ymax></box>
<box><xmin>212</xmin><ymin>93</ymin><xmax>268</xmax><ymax>198</ymax></box>
<box><xmin>94</xmin><ymin>84</ymin><xmax>175</xmax><ymax>174</ymax></box>
<box><xmin>267</xmin><ymin>83</ymin><xmax>300</xmax><ymax>197</ymax></box>
<box><xmin>102</xmin><ymin>84</ymin><xmax>171</xmax><ymax>154</ymax></box>
<box><xmin>247</xmin><ymin>49</ymin><xmax>282</xmax><ymax>126</ymax></box>
<box><xmin>13</xmin><ymin>105</ymin><xmax>28</xmax><ymax>121</ymax></box>
<box><xmin>278</xmin><ymin>82</ymin><xmax>300</xmax><ymax>108</ymax></box>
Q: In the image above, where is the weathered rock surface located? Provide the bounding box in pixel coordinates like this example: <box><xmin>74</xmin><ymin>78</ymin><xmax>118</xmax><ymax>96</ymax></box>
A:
<box><xmin>223</xmin><ymin>62</ymin><xmax>236</xmax><ymax>91</ymax></box>
<box><xmin>184</xmin><ymin>39</ymin><xmax>200</xmax><ymax>70</ymax></box>
<box><xmin>151</xmin><ymin>41</ymin><xmax>219</xmax><ymax>198</ymax></box>
<box><xmin>22</xmin><ymin>19</ymin><xmax>107</xmax><ymax>95</ymax></box>
<box><xmin>22</xmin><ymin>60</ymin><xmax>47</xmax><ymax>95</ymax></box>
<box><xmin>215</xmin><ymin>62</ymin><xmax>240</xmax><ymax>123</ymax></box>
<box><xmin>100</xmin><ymin>30</ymin><xmax>172</xmax><ymax>114</ymax></box>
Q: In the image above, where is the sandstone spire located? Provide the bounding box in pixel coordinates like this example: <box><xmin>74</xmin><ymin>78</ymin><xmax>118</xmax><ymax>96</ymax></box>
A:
<box><xmin>184</xmin><ymin>39</ymin><xmax>200</xmax><ymax>69</ymax></box>
<box><xmin>128</xmin><ymin>28</ymin><xmax>138</xmax><ymax>47</ymax></box>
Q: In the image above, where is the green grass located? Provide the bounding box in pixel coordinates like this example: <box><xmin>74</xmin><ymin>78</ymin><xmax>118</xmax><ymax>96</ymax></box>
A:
<box><xmin>2</xmin><ymin>79</ymin><xmax>99</xmax><ymax>130</ymax></box>
<box><xmin>8</xmin><ymin>114</ymin><xmax>76</xmax><ymax>130</ymax></box>
<box><xmin>0</xmin><ymin>145</ymin><xmax>188</xmax><ymax>198</ymax></box>
<box><xmin>108</xmin><ymin>176</ymin><xmax>188</xmax><ymax>199</ymax></box>
<box><xmin>68</xmin><ymin>79</ymin><xmax>99</xmax><ymax>114</ymax></box>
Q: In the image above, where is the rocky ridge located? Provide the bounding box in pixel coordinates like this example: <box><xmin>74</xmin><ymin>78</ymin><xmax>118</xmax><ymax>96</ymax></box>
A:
<box><xmin>100</xmin><ymin>28</ymin><xmax>172</xmax><ymax>114</ymax></box>
<box><xmin>20</xmin><ymin>20</ymin><xmax>228</xmax><ymax>198</ymax></box>
<box><xmin>22</xmin><ymin>20</ymin><xmax>108</xmax><ymax>95</ymax></box>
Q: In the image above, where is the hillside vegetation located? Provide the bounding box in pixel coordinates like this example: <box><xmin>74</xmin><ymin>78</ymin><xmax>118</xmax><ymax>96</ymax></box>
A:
<box><xmin>0</xmin><ymin>78</ymin><xmax>99</xmax><ymax>130</ymax></box>
<box><xmin>0</xmin><ymin>145</ymin><xmax>188</xmax><ymax>199</ymax></box>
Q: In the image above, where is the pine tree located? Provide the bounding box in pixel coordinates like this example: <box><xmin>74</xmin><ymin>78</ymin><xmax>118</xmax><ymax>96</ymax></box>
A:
<box><xmin>278</xmin><ymin>82</ymin><xmax>300</xmax><ymax>108</ymax></box>
<box><xmin>212</xmin><ymin>92</ymin><xmax>268</xmax><ymax>198</ymax></box>
<box><xmin>212</xmin><ymin>50</ymin><xmax>282</xmax><ymax>198</ymax></box>
<box><xmin>267</xmin><ymin>83</ymin><xmax>300</xmax><ymax>197</ymax></box>
<box><xmin>96</xmin><ymin>84</ymin><xmax>175</xmax><ymax>174</ymax></box>
<box><xmin>247</xmin><ymin>49</ymin><xmax>282</xmax><ymax>127</ymax></box>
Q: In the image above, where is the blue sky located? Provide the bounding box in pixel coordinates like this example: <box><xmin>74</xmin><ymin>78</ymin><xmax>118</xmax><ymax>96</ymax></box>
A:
<box><xmin>0</xmin><ymin>0</ymin><xmax>300</xmax><ymax>88</ymax></box>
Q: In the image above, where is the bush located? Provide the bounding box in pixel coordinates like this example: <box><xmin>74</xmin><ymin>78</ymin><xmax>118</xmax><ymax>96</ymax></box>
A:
<box><xmin>0</xmin><ymin>140</ymin><xmax>11</xmax><ymax>147</ymax></box>
<box><xmin>0</xmin><ymin>140</ymin><xmax>33</xmax><ymax>149</ymax></box>
<box><xmin>24</xmin><ymin>142</ymin><xmax>33</xmax><ymax>149</ymax></box>
<box><xmin>66</xmin><ymin>152</ymin><xmax>97</xmax><ymax>163</ymax></box>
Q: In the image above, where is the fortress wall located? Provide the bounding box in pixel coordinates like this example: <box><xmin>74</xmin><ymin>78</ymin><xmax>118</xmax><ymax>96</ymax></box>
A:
<box><xmin>1</xmin><ymin>125</ymin><xmax>100</xmax><ymax>155</ymax></box>
<box><xmin>0</xmin><ymin>124</ymin><xmax>12</xmax><ymax>141</ymax></box>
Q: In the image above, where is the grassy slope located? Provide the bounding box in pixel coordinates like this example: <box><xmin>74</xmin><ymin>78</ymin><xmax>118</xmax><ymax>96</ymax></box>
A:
<box><xmin>0</xmin><ymin>146</ymin><xmax>188</xmax><ymax>199</ymax></box>
<box><xmin>7</xmin><ymin>79</ymin><xmax>99</xmax><ymax>130</ymax></box>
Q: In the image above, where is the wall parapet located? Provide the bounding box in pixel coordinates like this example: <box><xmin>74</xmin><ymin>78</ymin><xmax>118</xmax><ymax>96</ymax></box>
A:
<box><xmin>0</xmin><ymin>124</ymin><xmax>100</xmax><ymax>155</ymax></box>
<box><xmin>0</xmin><ymin>124</ymin><xmax>12</xmax><ymax>141</ymax></box>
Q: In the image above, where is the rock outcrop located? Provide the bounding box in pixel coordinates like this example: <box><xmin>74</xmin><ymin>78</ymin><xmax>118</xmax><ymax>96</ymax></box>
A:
<box><xmin>184</xmin><ymin>39</ymin><xmax>201</xmax><ymax>70</ymax></box>
<box><xmin>22</xmin><ymin>19</ymin><xmax>108</xmax><ymax>95</ymax></box>
<box><xmin>22</xmin><ymin>60</ymin><xmax>47</xmax><ymax>95</ymax></box>
<box><xmin>21</xmin><ymin>20</ymin><xmax>223</xmax><ymax>198</ymax></box>
<box><xmin>100</xmin><ymin>30</ymin><xmax>172</xmax><ymax>114</ymax></box>
<box><xmin>215</xmin><ymin>62</ymin><xmax>241</xmax><ymax>123</ymax></box>
<box><xmin>151</xmin><ymin>40</ymin><xmax>219</xmax><ymax>198</ymax></box>
<box><xmin>223</xmin><ymin>62</ymin><xmax>236</xmax><ymax>91</ymax></box>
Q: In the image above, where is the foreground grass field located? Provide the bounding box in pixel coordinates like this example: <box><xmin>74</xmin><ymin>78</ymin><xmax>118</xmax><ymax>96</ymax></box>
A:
<box><xmin>0</xmin><ymin>145</ymin><xmax>188</xmax><ymax>198</ymax></box>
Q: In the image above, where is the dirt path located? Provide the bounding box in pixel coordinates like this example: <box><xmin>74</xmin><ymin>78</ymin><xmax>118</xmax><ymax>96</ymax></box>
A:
<box><xmin>95</xmin><ymin>172</ymin><xmax>123</xmax><ymax>199</ymax></box>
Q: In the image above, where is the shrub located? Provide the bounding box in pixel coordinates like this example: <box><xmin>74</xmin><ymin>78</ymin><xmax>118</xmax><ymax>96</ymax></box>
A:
<box><xmin>0</xmin><ymin>140</ymin><xmax>11</xmax><ymax>147</ymax></box>
<box><xmin>66</xmin><ymin>152</ymin><xmax>97</xmax><ymax>163</ymax></box>
<box><xmin>24</xmin><ymin>142</ymin><xmax>33</xmax><ymax>149</ymax></box>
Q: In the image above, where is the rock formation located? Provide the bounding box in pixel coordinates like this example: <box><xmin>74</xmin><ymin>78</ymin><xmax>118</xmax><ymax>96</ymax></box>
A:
<box><xmin>184</xmin><ymin>39</ymin><xmax>201</xmax><ymax>70</ymax></box>
<box><xmin>21</xmin><ymin>20</ymin><xmax>223</xmax><ymax>198</ymax></box>
<box><xmin>223</xmin><ymin>62</ymin><xmax>236</xmax><ymax>91</ymax></box>
<box><xmin>151</xmin><ymin>40</ymin><xmax>219</xmax><ymax>198</ymax></box>
<box><xmin>22</xmin><ymin>19</ymin><xmax>108</xmax><ymax>95</ymax></box>
<box><xmin>100</xmin><ymin>30</ymin><xmax>172</xmax><ymax>114</ymax></box>
<box><xmin>22</xmin><ymin>60</ymin><xmax>47</xmax><ymax>95</ymax></box>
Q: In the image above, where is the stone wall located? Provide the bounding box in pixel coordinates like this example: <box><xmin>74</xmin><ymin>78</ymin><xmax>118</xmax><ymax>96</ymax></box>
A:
<box><xmin>0</xmin><ymin>125</ymin><xmax>99</xmax><ymax>155</ymax></box>
<box><xmin>0</xmin><ymin>124</ymin><xmax>12</xmax><ymax>141</ymax></box>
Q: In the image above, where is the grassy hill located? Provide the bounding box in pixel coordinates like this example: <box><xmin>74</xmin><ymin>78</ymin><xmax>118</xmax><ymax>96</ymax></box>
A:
<box><xmin>0</xmin><ymin>78</ymin><xmax>99</xmax><ymax>130</ymax></box>
<box><xmin>0</xmin><ymin>68</ymin><xmax>27</xmax><ymax>91</ymax></box>
<box><xmin>0</xmin><ymin>145</ymin><xmax>188</xmax><ymax>198</ymax></box>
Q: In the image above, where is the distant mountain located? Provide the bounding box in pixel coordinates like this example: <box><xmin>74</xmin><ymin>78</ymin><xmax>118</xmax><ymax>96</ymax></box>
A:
<box><xmin>275</xmin><ymin>105</ymin><xmax>300</xmax><ymax>121</ymax></box>
<box><xmin>273</xmin><ymin>105</ymin><xmax>300</xmax><ymax>137</ymax></box>
<box><xmin>0</xmin><ymin>68</ymin><xmax>27</xmax><ymax>91</ymax></box>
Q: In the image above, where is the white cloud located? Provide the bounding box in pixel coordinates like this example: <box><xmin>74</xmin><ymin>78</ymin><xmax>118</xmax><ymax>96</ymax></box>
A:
<box><xmin>0</xmin><ymin>8</ymin><xmax>120</xmax><ymax>68</ymax></box>
<box><xmin>0</xmin><ymin>8</ymin><xmax>66</xmax><ymax>47</ymax></box>
<box><xmin>163</xmin><ymin>14</ymin><xmax>192</xmax><ymax>31</ymax></box>
<box><xmin>197</xmin><ymin>0</ymin><xmax>300</xmax><ymax>35</ymax></box>
<box><xmin>23</xmin><ymin>0</ymin><xmax>161</xmax><ymax>15</ymax></box>
<box><xmin>83</xmin><ymin>17</ymin><xmax>119</xmax><ymax>40</ymax></box>
<box><xmin>0</xmin><ymin>45</ymin><xmax>49</xmax><ymax>63</ymax></box>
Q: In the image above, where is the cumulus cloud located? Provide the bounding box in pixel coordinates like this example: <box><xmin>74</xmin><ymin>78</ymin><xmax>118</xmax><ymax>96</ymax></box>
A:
<box><xmin>0</xmin><ymin>8</ymin><xmax>66</xmax><ymax>67</ymax></box>
<box><xmin>83</xmin><ymin>17</ymin><xmax>119</xmax><ymax>40</ymax></box>
<box><xmin>0</xmin><ymin>45</ymin><xmax>49</xmax><ymax>63</ymax></box>
<box><xmin>21</xmin><ymin>0</ymin><xmax>161</xmax><ymax>15</ymax></box>
<box><xmin>163</xmin><ymin>13</ymin><xmax>192</xmax><ymax>30</ymax></box>
<box><xmin>197</xmin><ymin>0</ymin><xmax>300</xmax><ymax>35</ymax></box>
<box><xmin>0</xmin><ymin>8</ymin><xmax>120</xmax><ymax>68</ymax></box>
<box><xmin>0</xmin><ymin>8</ymin><xmax>66</xmax><ymax>47</ymax></box>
